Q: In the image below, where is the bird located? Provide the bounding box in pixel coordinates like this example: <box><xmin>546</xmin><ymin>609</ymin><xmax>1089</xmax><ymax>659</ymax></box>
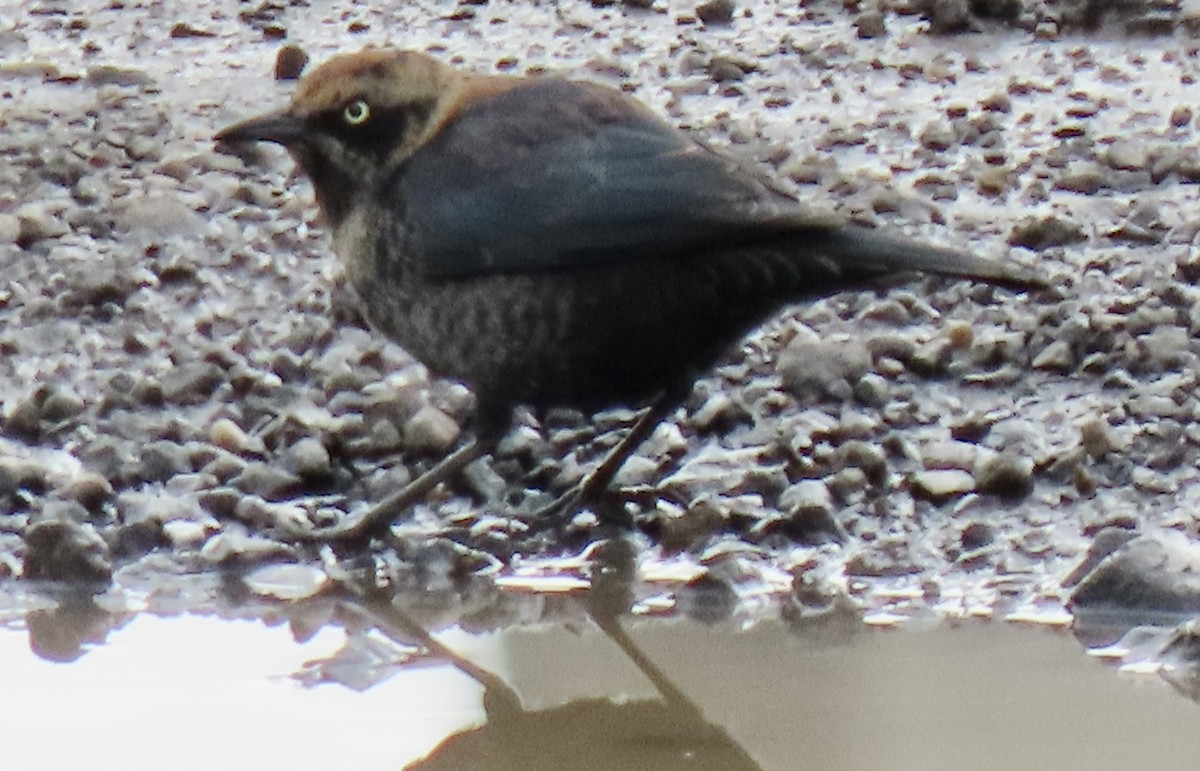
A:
<box><xmin>215</xmin><ymin>48</ymin><xmax>1042</xmax><ymax>543</ymax></box>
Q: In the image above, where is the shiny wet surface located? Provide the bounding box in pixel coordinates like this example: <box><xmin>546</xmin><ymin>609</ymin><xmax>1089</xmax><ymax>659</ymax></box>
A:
<box><xmin>5</xmin><ymin>596</ymin><xmax>1199</xmax><ymax>771</ymax></box>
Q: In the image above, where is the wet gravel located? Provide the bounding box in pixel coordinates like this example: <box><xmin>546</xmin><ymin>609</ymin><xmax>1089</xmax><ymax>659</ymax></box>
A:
<box><xmin>4</xmin><ymin>0</ymin><xmax>1200</xmax><ymax>638</ymax></box>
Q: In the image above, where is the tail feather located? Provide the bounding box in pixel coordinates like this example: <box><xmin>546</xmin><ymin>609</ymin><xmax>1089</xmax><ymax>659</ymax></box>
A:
<box><xmin>812</xmin><ymin>225</ymin><xmax>1046</xmax><ymax>291</ymax></box>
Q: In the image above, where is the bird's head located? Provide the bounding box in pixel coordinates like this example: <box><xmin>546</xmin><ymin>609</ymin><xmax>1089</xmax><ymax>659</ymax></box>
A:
<box><xmin>216</xmin><ymin>49</ymin><xmax>461</xmax><ymax>226</ymax></box>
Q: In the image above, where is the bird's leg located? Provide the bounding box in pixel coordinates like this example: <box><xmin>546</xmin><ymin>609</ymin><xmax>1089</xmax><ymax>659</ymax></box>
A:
<box><xmin>533</xmin><ymin>390</ymin><xmax>682</xmax><ymax>524</ymax></box>
<box><xmin>287</xmin><ymin>437</ymin><xmax>489</xmax><ymax>545</ymax></box>
<box><xmin>286</xmin><ymin>402</ymin><xmax>514</xmax><ymax>545</ymax></box>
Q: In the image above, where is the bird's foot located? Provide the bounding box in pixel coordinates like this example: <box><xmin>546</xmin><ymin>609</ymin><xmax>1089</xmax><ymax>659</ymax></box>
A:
<box><xmin>283</xmin><ymin>438</ymin><xmax>486</xmax><ymax>545</ymax></box>
<box><xmin>523</xmin><ymin>476</ymin><xmax>634</xmax><ymax>535</ymax></box>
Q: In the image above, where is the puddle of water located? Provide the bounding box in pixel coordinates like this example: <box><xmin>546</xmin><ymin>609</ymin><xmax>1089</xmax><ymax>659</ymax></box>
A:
<box><xmin>1</xmin><ymin>615</ymin><xmax>485</xmax><ymax>771</ymax></box>
<box><xmin>3</xmin><ymin>613</ymin><xmax>1198</xmax><ymax>771</ymax></box>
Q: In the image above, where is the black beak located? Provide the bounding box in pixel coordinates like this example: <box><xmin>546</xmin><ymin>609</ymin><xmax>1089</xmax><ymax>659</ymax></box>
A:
<box><xmin>215</xmin><ymin>110</ymin><xmax>305</xmax><ymax>145</ymax></box>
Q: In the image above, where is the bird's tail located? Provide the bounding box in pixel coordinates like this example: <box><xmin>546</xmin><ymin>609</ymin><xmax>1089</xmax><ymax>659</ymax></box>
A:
<box><xmin>810</xmin><ymin>224</ymin><xmax>1046</xmax><ymax>291</ymax></box>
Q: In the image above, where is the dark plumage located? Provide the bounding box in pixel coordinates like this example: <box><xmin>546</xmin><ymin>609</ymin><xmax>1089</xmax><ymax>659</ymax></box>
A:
<box><xmin>216</xmin><ymin>49</ymin><xmax>1042</xmax><ymax>541</ymax></box>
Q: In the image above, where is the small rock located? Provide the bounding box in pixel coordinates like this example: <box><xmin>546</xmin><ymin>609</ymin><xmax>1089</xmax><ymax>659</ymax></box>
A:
<box><xmin>777</xmin><ymin>480</ymin><xmax>844</xmax><ymax>544</ymax></box>
<box><xmin>119</xmin><ymin>196</ymin><xmax>204</xmax><ymax>238</ymax></box>
<box><xmin>1078</xmin><ymin>418</ymin><xmax>1118</xmax><ymax>457</ymax></box>
<box><xmin>111</xmin><ymin>520</ymin><xmax>167</xmax><ymax>559</ymax></box>
<box><xmin>4</xmin><ymin>392</ymin><xmax>44</xmax><ymax>440</ymax></box>
<box><xmin>659</xmin><ymin>496</ymin><xmax>727</xmax><ymax>551</ymax></box>
<box><xmin>910</xmin><ymin>469</ymin><xmax>975</xmax><ymax>502</ymax></box>
<box><xmin>86</xmin><ymin>65</ymin><xmax>152</xmax><ymax>87</ymax></box>
<box><xmin>961</xmin><ymin>521</ymin><xmax>994</xmax><ymax>550</ymax></box>
<box><xmin>707</xmin><ymin>56</ymin><xmax>751</xmax><ymax>83</ymax></box>
<box><xmin>22</xmin><ymin>519</ymin><xmax>113</xmax><ymax>585</ymax></box>
<box><xmin>918</xmin><ymin>121</ymin><xmax>958</xmax><ymax>152</ymax></box>
<box><xmin>209</xmin><ymin>417</ymin><xmax>265</xmax><ymax>456</ymax></box>
<box><xmin>161</xmin><ymin>362</ymin><xmax>225</xmax><ymax>405</ymax></box>
<box><xmin>402</xmin><ymin>405</ymin><xmax>461</xmax><ymax>455</ymax></box>
<box><xmin>695</xmin><ymin>0</ymin><xmax>735</xmax><ymax>25</ymax></box>
<box><xmin>927</xmin><ymin>0</ymin><xmax>972</xmax><ymax>34</ymax></box>
<box><xmin>614</xmin><ymin>454</ymin><xmax>661</xmax><ymax>488</ymax></box>
<box><xmin>1032</xmin><ymin>339</ymin><xmax>1074</xmax><ymax>372</ymax></box>
<box><xmin>60</xmin><ymin>472</ymin><xmax>114</xmax><ymax>510</ymax></box>
<box><xmin>1008</xmin><ymin>216</ymin><xmax>1087</xmax><ymax>250</ymax></box>
<box><xmin>244</xmin><ymin>563</ymin><xmax>328</xmax><ymax>600</ymax></box>
<box><xmin>1106</xmin><ymin>139</ymin><xmax>1149</xmax><ymax>171</ymax></box>
<box><xmin>973</xmin><ymin>453</ymin><xmax>1033</xmax><ymax>498</ymax></box>
<box><xmin>284</xmin><ymin>437</ymin><xmax>333</xmax><ymax>481</ymax></box>
<box><xmin>275</xmin><ymin>44</ymin><xmax>309</xmax><ymax>80</ymax></box>
<box><xmin>852</xmin><ymin>373</ymin><xmax>889</xmax><ymax>407</ymax></box>
<box><xmin>39</xmin><ymin>388</ymin><xmax>85</xmax><ymax>422</ymax></box>
<box><xmin>676</xmin><ymin>573</ymin><xmax>738</xmax><ymax>624</ymax></box>
<box><xmin>835</xmin><ymin>440</ymin><xmax>887</xmax><ymax>483</ymax></box>
<box><xmin>200</xmin><ymin>529</ymin><xmax>293</xmax><ymax>565</ymax></box>
<box><xmin>162</xmin><ymin>519</ymin><xmax>208</xmax><ymax>547</ymax></box>
<box><xmin>198</xmin><ymin>486</ymin><xmax>241</xmax><ymax>519</ymax></box>
<box><xmin>778</xmin><ymin>338</ymin><xmax>871</xmax><ymax>400</ymax></box>
<box><xmin>780</xmin><ymin>479</ymin><xmax>832</xmax><ymax>514</ymax></box>
<box><xmin>1055</xmin><ymin>163</ymin><xmax>1107</xmax><ymax>194</ymax></box>
<box><xmin>689</xmin><ymin>392</ymin><xmax>750</xmax><ymax>433</ymax></box>
<box><xmin>138</xmin><ymin>440</ymin><xmax>191</xmax><ymax>482</ymax></box>
<box><xmin>230</xmin><ymin>463</ymin><xmax>302</xmax><ymax>501</ymax></box>
<box><xmin>1071</xmin><ymin>531</ymin><xmax>1200</xmax><ymax>617</ymax></box>
<box><xmin>855</xmin><ymin>10</ymin><xmax>887</xmax><ymax>38</ymax></box>
<box><xmin>169</xmin><ymin>22</ymin><xmax>216</xmax><ymax>38</ymax></box>
<box><xmin>16</xmin><ymin>203</ymin><xmax>69</xmax><ymax>247</ymax></box>
<box><xmin>461</xmin><ymin>458</ymin><xmax>508</xmax><ymax>501</ymax></box>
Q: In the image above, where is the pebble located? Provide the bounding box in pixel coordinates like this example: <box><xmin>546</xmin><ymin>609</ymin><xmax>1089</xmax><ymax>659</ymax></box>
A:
<box><xmin>1008</xmin><ymin>216</ymin><xmax>1087</xmax><ymax>250</ymax></box>
<box><xmin>852</xmin><ymin>373</ymin><xmax>889</xmax><ymax>407</ymax></box>
<box><xmin>209</xmin><ymin>417</ymin><xmax>264</xmax><ymax>455</ymax></box>
<box><xmin>402</xmin><ymin>404</ymin><xmax>461</xmax><ymax>455</ymax></box>
<box><xmin>119</xmin><ymin>196</ymin><xmax>205</xmax><ymax>238</ymax></box>
<box><xmin>16</xmin><ymin>203</ymin><xmax>69</xmax><ymax>246</ymax></box>
<box><xmin>39</xmin><ymin>388</ymin><xmax>85</xmax><ymax>422</ymax></box>
<box><xmin>284</xmin><ymin>437</ymin><xmax>333</xmax><ymax>481</ymax></box>
<box><xmin>161</xmin><ymin>362</ymin><xmax>225</xmax><ymax>405</ymax></box>
<box><xmin>1071</xmin><ymin>532</ymin><xmax>1200</xmax><ymax>615</ymax></box>
<box><xmin>60</xmin><ymin>472</ymin><xmax>114</xmax><ymax>510</ymax></box>
<box><xmin>162</xmin><ymin>519</ymin><xmax>208</xmax><ymax>547</ymax></box>
<box><xmin>855</xmin><ymin>10</ymin><xmax>887</xmax><ymax>38</ymax></box>
<box><xmin>244</xmin><ymin>563</ymin><xmax>328</xmax><ymax>600</ymax></box>
<box><xmin>275</xmin><ymin>44</ymin><xmax>310</xmax><ymax>80</ymax></box>
<box><xmin>230</xmin><ymin>463</ymin><xmax>302</xmax><ymax>501</ymax></box>
<box><xmin>86</xmin><ymin>65</ymin><xmax>152</xmax><ymax>87</ymax></box>
<box><xmin>778</xmin><ymin>338</ymin><xmax>871</xmax><ymax>400</ymax></box>
<box><xmin>1032</xmin><ymin>339</ymin><xmax>1074</xmax><ymax>372</ymax></box>
<box><xmin>198</xmin><ymin>486</ymin><xmax>242</xmax><ymax>519</ymax></box>
<box><xmin>973</xmin><ymin>453</ymin><xmax>1034</xmax><ymax>498</ymax></box>
<box><xmin>707</xmin><ymin>56</ymin><xmax>750</xmax><ymax>83</ymax></box>
<box><xmin>695</xmin><ymin>0</ymin><xmax>735</xmax><ymax>26</ymax></box>
<box><xmin>657</xmin><ymin>497</ymin><xmax>726</xmax><ymax>551</ymax></box>
<box><xmin>200</xmin><ymin>529</ymin><xmax>293</xmax><ymax>565</ymax></box>
<box><xmin>780</xmin><ymin>479</ymin><xmax>833</xmax><ymax>517</ymax></box>
<box><xmin>911</xmin><ymin>469</ymin><xmax>976</xmax><ymax>502</ymax></box>
<box><xmin>138</xmin><ymin>440</ymin><xmax>192</xmax><ymax>482</ymax></box>
<box><xmin>22</xmin><ymin>518</ymin><xmax>113</xmax><ymax>585</ymax></box>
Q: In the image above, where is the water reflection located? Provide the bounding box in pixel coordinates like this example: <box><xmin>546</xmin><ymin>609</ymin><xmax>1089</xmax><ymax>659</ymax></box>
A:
<box><xmin>6</xmin><ymin>550</ymin><xmax>1200</xmax><ymax>770</ymax></box>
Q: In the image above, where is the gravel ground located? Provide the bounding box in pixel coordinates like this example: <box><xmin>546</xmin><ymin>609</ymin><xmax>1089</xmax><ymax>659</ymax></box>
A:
<box><xmin>4</xmin><ymin>0</ymin><xmax>1200</xmax><ymax>647</ymax></box>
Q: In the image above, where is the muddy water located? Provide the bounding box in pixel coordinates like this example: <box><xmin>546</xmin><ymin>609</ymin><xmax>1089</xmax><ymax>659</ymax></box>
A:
<box><xmin>3</xmin><ymin>612</ymin><xmax>1197</xmax><ymax>771</ymax></box>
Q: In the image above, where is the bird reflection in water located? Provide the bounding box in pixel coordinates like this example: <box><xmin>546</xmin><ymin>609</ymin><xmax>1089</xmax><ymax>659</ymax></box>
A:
<box><xmin>349</xmin><ymin>539</ymin><xmax>764</xmax><ymax>771</ymax></box>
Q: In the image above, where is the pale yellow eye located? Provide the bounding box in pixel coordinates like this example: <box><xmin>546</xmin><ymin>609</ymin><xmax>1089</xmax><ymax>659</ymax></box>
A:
<box><xmin>343</xmin><ymin>100</ymin><xmax>371</xmax><ymax>126</ymax></box>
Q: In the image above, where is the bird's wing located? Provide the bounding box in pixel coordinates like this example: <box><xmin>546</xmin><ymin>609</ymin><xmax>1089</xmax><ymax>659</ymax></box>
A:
<box><xmin>394</xmin><ymin>78</ymin><xmax>832</xmax><ymax>279</ymax></box>
<box><xmin>395</xmin><ymin>78</ymin><xmax>1041</xmax><ymax>289</ymax></box>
